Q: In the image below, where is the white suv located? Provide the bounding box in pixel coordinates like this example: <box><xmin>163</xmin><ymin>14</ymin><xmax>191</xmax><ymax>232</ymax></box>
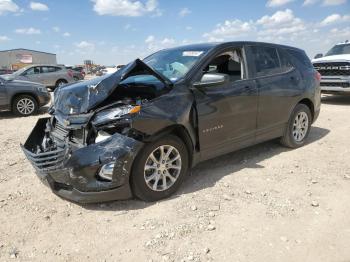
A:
<box><xmin>312</xmin><ymin>41</ymin><xmax>350</xmax><ymax>94</ymax></box>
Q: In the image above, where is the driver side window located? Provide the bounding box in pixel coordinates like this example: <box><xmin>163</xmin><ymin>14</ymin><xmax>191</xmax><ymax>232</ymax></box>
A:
<box><xmin>23</xmin><ymin>67</ymin><xmax>40</xmax><ymax>76</ymax></box>
<box><xmin>203</xmin><ymin>49</ymin><xmax>245</xmax><ymax>82</ymax></box>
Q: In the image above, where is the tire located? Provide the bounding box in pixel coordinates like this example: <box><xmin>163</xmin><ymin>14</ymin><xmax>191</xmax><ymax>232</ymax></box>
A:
<box><xmin>131</xmin><ymin>135</ymin><xmax>189</xmax><ymax>202</ymax></box>
<box><xmin>12</xmin><ymin>95</ymin><xmax>38</xmax><ymax>116</ymax></box>
<box><xmin>280</xmin><ymin>103</ymin><xmax>312</xmax><ymax>148</ymax></box>
<box><xmin>55</xmin><ymin>79</ymin><xmax>67</xmax><ymax>89</ymax></box>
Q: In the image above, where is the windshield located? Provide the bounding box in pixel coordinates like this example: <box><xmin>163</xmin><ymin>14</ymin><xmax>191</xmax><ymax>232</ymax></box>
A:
<box><xmin>143</xmin><ymin>47</ymin><xmax>210</xmax><ymax>82</ymax></box>
<box><xmin>326</xmin><ymin>44</ymin><xmax>350</xmax><ymax>56</ymax></box>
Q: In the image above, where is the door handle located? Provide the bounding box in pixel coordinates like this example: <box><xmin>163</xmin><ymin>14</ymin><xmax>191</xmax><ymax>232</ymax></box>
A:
<box><xmin>290</xmin><ymin>76</ymin><xmax>300</xmax><ymax>83</ymax></box>
<box><xmin>244</xmin><ymin>86</ymin><xmax>254</xmax><ymax>93</ymax></box>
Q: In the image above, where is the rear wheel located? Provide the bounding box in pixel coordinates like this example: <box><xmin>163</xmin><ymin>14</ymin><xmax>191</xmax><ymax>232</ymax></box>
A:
<box><xmin>12</xmin><ymin>95</ymin><xmax>38</xmax><ymax>116</ymax></box>
<box><xmin>131</xmin><ymin>135</ymin><xmax>189</xmax><ymax>202</ymax></box>
<box><xmin>55</xmin><ymin>79</ymin><xmax>67</xmax><ymax>89</ymax></box>
<box><xmin>280</xmin><ymin>104</ymin><xmax>312</xmax><ymax>148</ymax></box>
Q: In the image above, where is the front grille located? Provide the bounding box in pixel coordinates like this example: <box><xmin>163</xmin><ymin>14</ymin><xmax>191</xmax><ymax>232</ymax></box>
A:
<box><xmin>51</xmin><ymin>121</ymin><xmax>70</xmax><ymax>142</ymax></box>
<box><xmin>320</xmin><ymin>82</ymin><xmax>350</xmax><ymax>88</ymax></box>
<box><xmin>22</xmin><ymin>145</ymin><xmax>68</xmax><ymax>172</ymax></box>
<box><xmin>313</xmin><ymin>62</ymin><xmax>350</xmax><ymax>76</ymax></box>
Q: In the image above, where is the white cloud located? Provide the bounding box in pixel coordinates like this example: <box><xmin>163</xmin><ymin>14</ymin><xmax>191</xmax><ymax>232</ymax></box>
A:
<box><xmin>15</xmin><ymin>27</ymin><xmax>41</xmax><ymax>35</ymax></box>
<box><xmin>323</xmin><ymin>0</ymin><xmax>346</xmax><ymax>5</ymax></box>
<box><xmin>185</xmin><ymin>26</ymin><xmax>193</xmax><ymax>31</ymax></box>
<box><xmin>145</xmin><ymin>35</ymin><xmax>176</xmax><ymax>50</ymax></box>
<box><xmin>75</xmin><ymin>41</ymin><xmax>95</xmax><ymax>53</ymax></box>
<box><xmin>0</xmin><ymin>0</ymin><xmax>19</xmax><ymax>15</ymax></box>
<box><xmin>256</xmin><ymin>9</ymin><xmax>305</xmax><ymax>35</ymax></box>
<box><xmin>52</xmin><ymin>26</ymin><xmax>60</xmax><ymax>32</ymax></box>
<box><xmin>266</xmin><ymin>0</ymin><xmax>294</xmax><ymax>7</ymax></box>
<box><xmin>0</xmin><ymin>35</ymin><xmax>10</xmax><ymax>42</ymax></box>
<box><xmin>203</xmin><ymin>19</ymin><xmax>256</xmax><ymax>42</ymax></box>
<box><xmin>30</xmin><ymin>2</ymin><xmax>49</xmax><ymax>11</ymax></box>
<box><xmin>179</xmin><ymin>7</ymin><xmax>191</xmax><ymax>17</ymax></box>
<box><xmin>203</xmin><ymin>9</ymin><xmax>306</xmax><ymax>41</ymax></box>
<box><xmin>203</xmin><ymin>8</ymin><xmax>350</xmax><ymax>60</ymax></box>
<box><xmin>321</xmin><ymin>14</ymin><xmax>350</xmax><ymax>26</ymax></box>
<box><xmin>303</xmin><ymin>0</ymin><xmax>347</xmax><ymax>5</ymax></box>
<box><xmin>92</xmin><ymin>0</ymin><xmax>161</xmax><ymax>17</ymax></box>
<box><xmin>302</xmin><ymin>0</ymin><xmax>318</xmax><ymax>5</ymax></box>
<box><xmin>63</xmin><ymin>32</ymin><xmax>71</xmax><ymax>37</ymax></box>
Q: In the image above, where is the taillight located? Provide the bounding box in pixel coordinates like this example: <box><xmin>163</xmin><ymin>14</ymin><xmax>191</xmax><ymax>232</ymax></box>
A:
<box><xmin>315</xmin><ymin>70</ymin><xmax>321</xmax><ymax>82</ymax></box>
<box><xmin>67</xmin><ymin>69</ymin><xmax>73</xmax><ymax>78</ymax></box>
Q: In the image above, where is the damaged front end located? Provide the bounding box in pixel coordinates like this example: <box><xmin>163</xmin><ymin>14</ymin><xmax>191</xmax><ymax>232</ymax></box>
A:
<box><xmin>21</xmin><ymin>117</ymin><xmax>143</xmax><ymax>203</ymax></box>
<box><xmin>20</xmin><ymin>59</ymin><xmax>172</xmax><ymax>203</ymax></box>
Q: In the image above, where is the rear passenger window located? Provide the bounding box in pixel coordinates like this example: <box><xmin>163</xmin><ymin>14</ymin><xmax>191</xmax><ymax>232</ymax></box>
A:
<box><xmin>278</xmin><ymin>49</ymin><xmax>294</xmax><ymax>72</ymax></box>
<box><xmin>249</xmin><ymin>46</ymin><xmax>281</xmax><ymax>77</ymax></box>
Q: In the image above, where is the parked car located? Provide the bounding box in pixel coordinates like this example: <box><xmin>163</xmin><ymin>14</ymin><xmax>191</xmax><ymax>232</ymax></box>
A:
<box><xmin>65</xmin><ymin>66</ymin><xmax>85</xmax><ymax>81</ymax></box>
<box><xmin>0</xmin><ymin>76</ymin><xmax>50</xmax><ymax>116</ymax></box>
<box><xmin>0</xmin><ymin>69</ymin><xmax>14</xmax><ymax>75</ymax></box>
<box><xmin>2</xmin><ymin>65</ymin><xmax>75</xmax><ymax>90</ymax></box>
<box><xmin>21</xmin><ymin>41</ymin><xmax>321</xmax><ymax>203</ymax></box>
<box><xmin>312</xmin><ymin>40</ymin><xmax>350</xmax><ymax>94</ymax></box>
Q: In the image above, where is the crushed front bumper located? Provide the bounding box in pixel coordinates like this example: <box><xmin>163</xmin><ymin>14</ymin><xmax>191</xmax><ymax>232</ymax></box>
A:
<box><xmin>21</xmin><ymin>118</ymin><xmax>143</xmax><ymax>203</ymax></box>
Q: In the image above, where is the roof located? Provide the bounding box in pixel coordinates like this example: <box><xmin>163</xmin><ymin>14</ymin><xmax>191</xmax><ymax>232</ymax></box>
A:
<box><xmin>165</xmin><ymin>41</ymin><xmax>303</xmax><ymax>52</ymax></box>
<box><xmin>0</xmin><ymin>48</ymin><xmax>56</xmax><ymax>56</ymax></box>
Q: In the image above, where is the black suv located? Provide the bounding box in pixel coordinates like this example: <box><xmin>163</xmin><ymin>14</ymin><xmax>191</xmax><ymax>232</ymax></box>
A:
<box><xmin>22</xmin><ymin>42</ymin><xmax>321</xmax><ymax>203</ymax></box>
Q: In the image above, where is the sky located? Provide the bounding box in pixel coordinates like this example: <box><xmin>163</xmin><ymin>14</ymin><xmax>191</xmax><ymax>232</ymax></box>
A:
<box><xmin>0</xmin><ymin>0</ymin><xmax>349</xmax><ymax>65</ymax></box>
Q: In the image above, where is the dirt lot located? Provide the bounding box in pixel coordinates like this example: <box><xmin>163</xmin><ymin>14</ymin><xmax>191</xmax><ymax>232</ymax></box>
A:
<box><xmin>0</xmin><ymin>95</ymin><xmax>350</xmax><ymax>262</ymax></box>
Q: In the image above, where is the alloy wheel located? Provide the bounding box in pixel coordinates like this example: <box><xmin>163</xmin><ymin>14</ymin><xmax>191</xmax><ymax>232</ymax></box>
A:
<box><xmin>144</xmin><ymin>145</ymin><xmax>182</xmax><ymax>192</ymax></box>
<box><xmin>292</xmin><ymin>111</ymin><xmax>309</xmax><ymax>142</ymax></box>
<box><xmin>16</xmin><ymin>98</ymin><xmax>35</xmax><ymax>115</ymax></box>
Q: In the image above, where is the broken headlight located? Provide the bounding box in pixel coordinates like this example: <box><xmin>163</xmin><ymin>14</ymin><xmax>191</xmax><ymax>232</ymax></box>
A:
<box><xmin>95</xmin><ymin>130</ymin><xmax>112</xmax><ymax>143</ymax></box>
<box><xmin>92</xmin><ymin>105</ymin><xmax>140</xmax><ymax>126</ymax></box>
<box><xmin>98</xmin><ymin>162</ymin><xmax>115</xmax><ymax>181</ymax></box>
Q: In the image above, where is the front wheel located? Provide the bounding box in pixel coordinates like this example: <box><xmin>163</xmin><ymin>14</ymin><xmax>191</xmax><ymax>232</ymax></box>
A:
<box><xmin>131</xmin><ymin>135</ymin><xmax>189</xmax><ymax>202</ymax></box>
<box><xmin>12</xmin><ymin>95</ymin><xmax>38</xmax><ymax>116</ymax></box>
<box><xmin>280</xmin><ymin>104</ymin><xmax>312</xmax><ymax>148</ymax></box>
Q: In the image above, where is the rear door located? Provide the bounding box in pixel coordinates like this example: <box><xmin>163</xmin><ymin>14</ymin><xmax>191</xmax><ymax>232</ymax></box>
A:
<box><xmin>246</xmin><ymin>45</ymin><xmax>303</xmax><ymax>141</ymax></box>
<box><xmin>40</xmin><ymin>66</ymin><xmax>60</xmax><ymax>86</ymax></box>
<box><xmin>192</xmin><ymin>46</ymin><xmax>258</xmax><ymax>160</ymax></box>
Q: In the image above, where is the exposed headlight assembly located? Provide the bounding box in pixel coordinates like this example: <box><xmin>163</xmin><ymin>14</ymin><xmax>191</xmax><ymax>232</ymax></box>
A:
<box><xmin>92</xmin><ymin>105</ymin><xmax>141</xmax><ymax>126</ymax></box>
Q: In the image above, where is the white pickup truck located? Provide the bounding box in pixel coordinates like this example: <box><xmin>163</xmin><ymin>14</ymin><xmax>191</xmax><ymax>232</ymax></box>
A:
<box><xmin>312</xmin><ymin>41</ymin><xmax>350</xmax><ymax>94</ymax></box>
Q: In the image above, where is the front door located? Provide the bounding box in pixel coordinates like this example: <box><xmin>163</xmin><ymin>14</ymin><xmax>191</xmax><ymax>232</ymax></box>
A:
<box><xmin>19</xmin><ymin>66</ymin><xmax>42</xmax><ymax>84</ymax></box>
<box><xmin>193</xmin><ymin>48</ymin><xmax>258</xmax><ymax>160</ymax></box>
<box><xmin>0</xmin><ymin>80</ymin><xmax>7</xmax><ymax>107</ymax></box>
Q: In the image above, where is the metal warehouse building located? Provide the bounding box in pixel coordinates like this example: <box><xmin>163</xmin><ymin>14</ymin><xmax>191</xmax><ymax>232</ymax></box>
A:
<box><xmin>0</xmin><ymin>48</ymin><xmax>57</xmax><ymax>70</ymax></box>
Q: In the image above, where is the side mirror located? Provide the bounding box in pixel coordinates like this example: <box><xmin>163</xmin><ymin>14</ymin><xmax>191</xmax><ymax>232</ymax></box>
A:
<box><xmin>193</xmin><ymin>73</ymin><xmax>229</xmax><ymax>88</ymax></box>
<box><xmin>314</xmin><ymin>53</ymin><xmax>323</xmax><ymax>59</ymax></box>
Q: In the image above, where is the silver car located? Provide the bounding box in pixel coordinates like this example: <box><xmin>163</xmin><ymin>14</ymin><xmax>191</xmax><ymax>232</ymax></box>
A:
<box><xmin>4</xmin><ymin>65</ymin><xmax>75</xmax><ymax>90</ymax></box>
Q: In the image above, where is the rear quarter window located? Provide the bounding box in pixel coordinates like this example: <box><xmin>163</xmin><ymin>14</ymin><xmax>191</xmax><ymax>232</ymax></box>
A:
<box><xmin>286</xmin><ymin>49</ymin><xmax>313</xmax><ymax>68</ymax></box>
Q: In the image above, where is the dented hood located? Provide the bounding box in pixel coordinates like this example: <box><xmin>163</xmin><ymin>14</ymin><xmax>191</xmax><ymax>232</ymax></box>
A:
<box><xmin>53</xmin><ymin>59</ymin><xmax>171</xmax><ymax>115</ymax></box>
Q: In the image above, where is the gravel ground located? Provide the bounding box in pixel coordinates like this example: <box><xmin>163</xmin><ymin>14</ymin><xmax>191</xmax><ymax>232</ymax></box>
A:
<box><xmin>0</xmin><ymin>95</ymin><xmax>350</xmax><ymax>262</ymax></box>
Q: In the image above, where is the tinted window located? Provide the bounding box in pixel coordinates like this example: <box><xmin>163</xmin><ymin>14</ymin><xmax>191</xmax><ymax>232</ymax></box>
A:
<box><xmin>24</xmin><ymin>67</ymin><xmax>40</xmax><ymax>75</ymax></box>
<box><xmin>41</xmin><ymin>66</ymin><xmax>49</xmax><ymax>73</ymax></box>
<box><xmin>249</xmin><ymin>46</ymin><xmax>281</xmax><ymax>77</ymax></box>
<box><xmin>51</xmin><ymin>67</ymin><xmax>61</xmax><ymax>72</ymax></box>
<box><xmin>286</xmin><ymin>49</ymin><xmax>312</xmax><ymax>68</ymax></box>
<box><xmin>278</xmin><ymin>49</ymin><xmax>294</xmax><ymax>72</ymax></box>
